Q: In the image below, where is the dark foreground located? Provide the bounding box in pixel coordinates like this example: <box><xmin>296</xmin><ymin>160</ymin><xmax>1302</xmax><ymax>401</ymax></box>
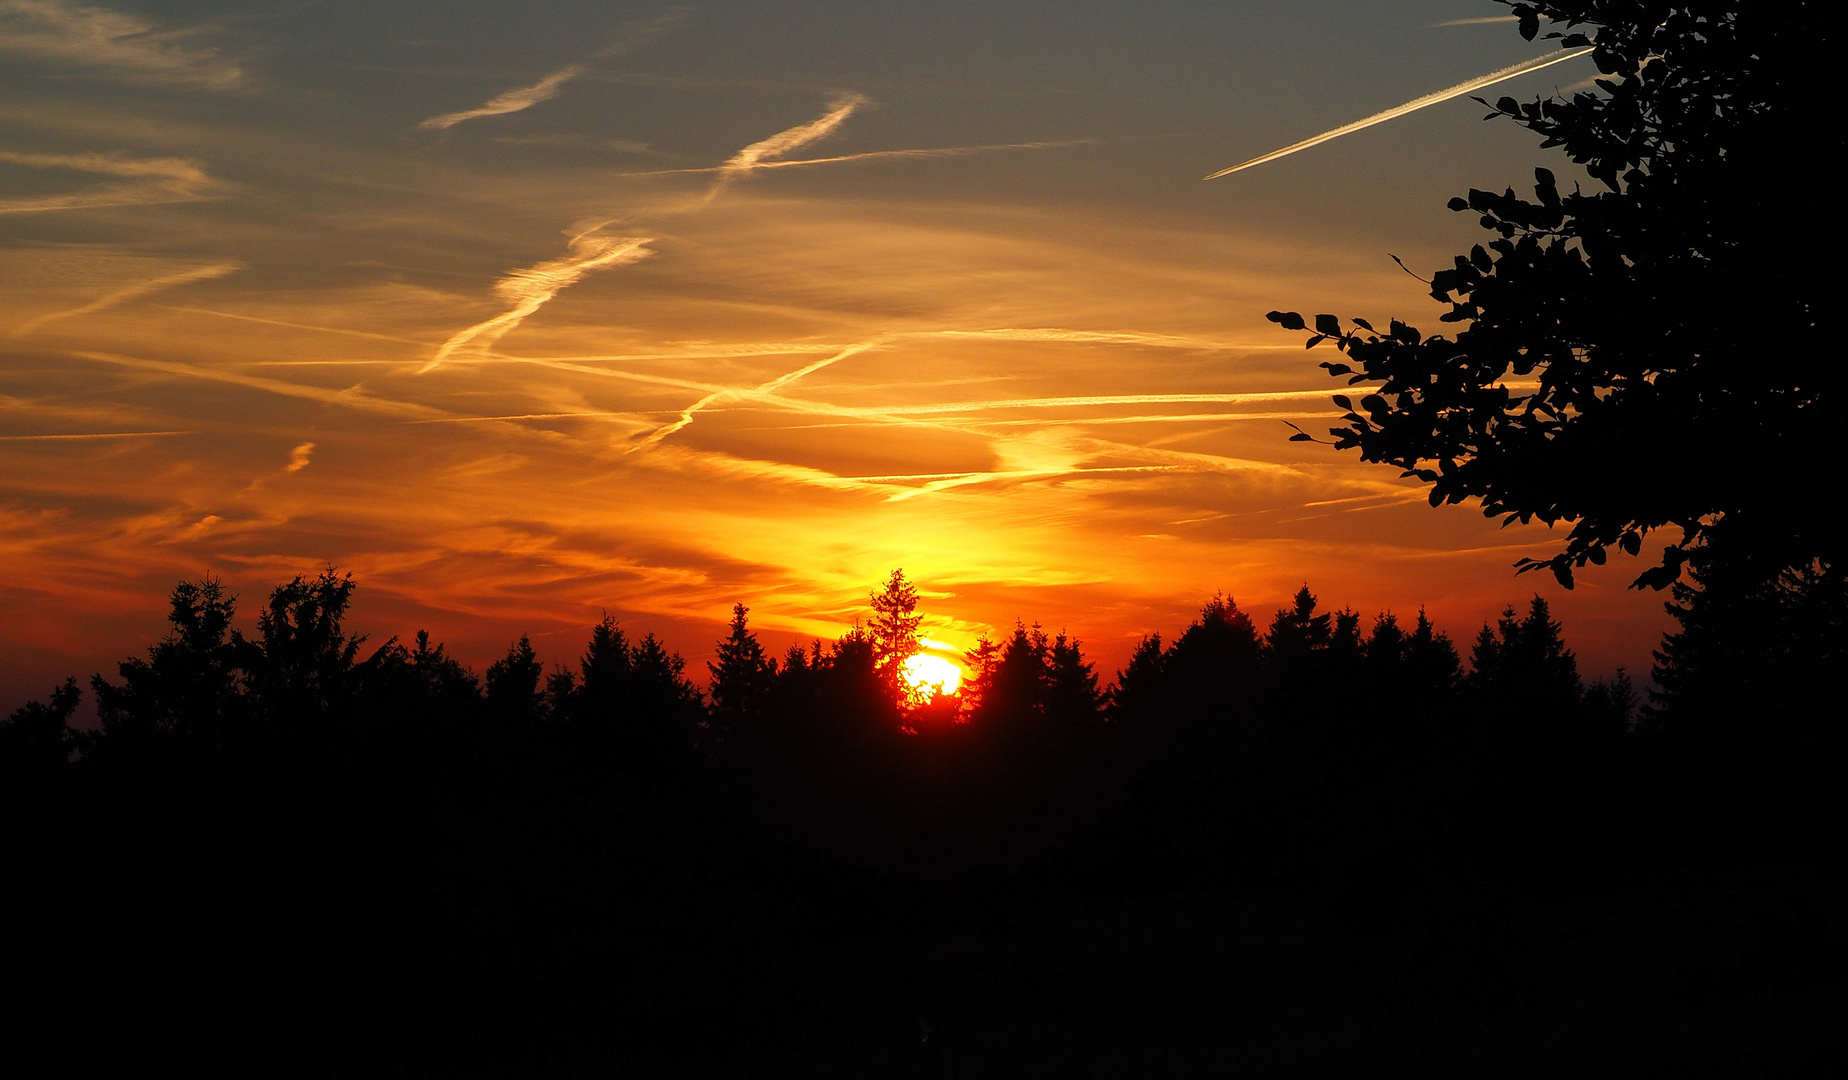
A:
<box><xmin>5</xmin><ymin>576</ymin><xmax>1843</xmax><ymax>1075</ymax></box>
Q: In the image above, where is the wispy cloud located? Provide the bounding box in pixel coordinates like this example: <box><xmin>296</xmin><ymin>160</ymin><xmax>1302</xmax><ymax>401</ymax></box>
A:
<box><xmin>418</xmin><ymin>65</ymin><xmax>585</xmax><ymax>131</ymax></box>
<box><xmin>1431</xmin><ymin>15</ymin><xmax>1521</xmax><ymax>27</ymax></box>
<box><xmin>417</xmin><ymin>7</ymin><xmax>691</xmax><ymax>130</ymax></box>
<box><xmin>623</xmin><ymin>139</ymin><xmax>1092</xmax><ymax>177</ymax></box>
<box><xmin>0</xmin><ymin>150</ymin><xmax>225</xmax><ymax>213</ymax></box>
<box><xmin>629</xmin><ymin>328</ymin><xmax>1264</xmax><ymax>450</ymax></box>
<box><xmin>283</xmin><ymin>441</ymin><xmax>314</xmax><ymax>472</ymax></box>
<box><xmin>0</xmin><ymin>0</ymin><xmax>245</xmax><ymax>89</ymax></box>
<box><xmin>1204</xmin><ymin>47</ymin><xmax>1593</xmax><ymax>179</ymax></box>
<box><xmin>0</xmin><ymin>429</ymin><xmax>190</xmax><ymax>441</ymax></box>
<box><xmin>75</xmin><ymin>351</ymin><xmax>442</xmax><ymax>420</ymax></box>
<box><xmin>420</xmin><ymin>224</ymin><xmax>654</xmax><ymax>373</ymax></box>
<box><xmin>423</xmin><ymin>92</ymin><xmax>866</xmax><ymax>375</ymax></box>
<box><xmin>13</xmin><ymin>260</ymin><xmax>240</xmax><ymax>335</ymax></box>
<box><xmin>790</xmin><ymin>390</ymin><xmax>1338</xmax><ymax>418</ymax></box>
<box><xmin>592</xmin><ymin>5</ymin><xmax>692</xmax><ymax>59</ymax></box>
<box><xmin>703</xmin><ymin>93</ymin><xmax>866</xmax><ymax>200</ymax></box>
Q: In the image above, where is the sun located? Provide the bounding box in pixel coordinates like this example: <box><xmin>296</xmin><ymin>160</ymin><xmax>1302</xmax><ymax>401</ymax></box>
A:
<box><xmin>901</xmin><ymin>653</ymin><xmax>962</xmax><ymax>699</ymax></box>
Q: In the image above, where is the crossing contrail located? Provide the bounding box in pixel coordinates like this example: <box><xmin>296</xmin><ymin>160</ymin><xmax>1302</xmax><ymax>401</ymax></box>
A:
<box><xmin>419</xmin><ymin>226</ymin><xmax>652</xmax><ymax>374</ymax></box>
<box><xmin>1205</xmin><ymin>47</ymin><xmax>1593</xmax><ymax>180</ymax></box>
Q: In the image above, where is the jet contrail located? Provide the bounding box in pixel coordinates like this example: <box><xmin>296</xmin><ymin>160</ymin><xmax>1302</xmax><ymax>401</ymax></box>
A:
<box><xmin>14</xmin><ymin>261</ymin><xmax>241</xmax><ymax>335</ymax></box>
<box><xmin>1204</xmin><ymin>47</ymin><xmax>1593</xmax><ymax>179</ymax></box>
<box><xmin>419</xmin><ymin>65</ymin><xmax>585</xmax><ymax>130</ymax></box>
<box><xmin>701</xmin><ymin>93</ymin><xmax>866</xmax><ymax>202</ymax></box>
<box><xmin>621</xmin><ymin>139</ymin><xmax>1092</xmax><ymax>177</ymax></box>
<box><xmin>627</xmin><ymin>328</ymin><xmax>1286</xmax><ymax>450</ymax></box>
<box><xmin>417</xmin><ymin>8</ymin><xmax>690</xmax><ymax>130</ymax></box>
<box><xmin>0</xmin><ymin>430</ymin><xmax>191</xmax><ymax>441</ymax></box>
<box><xmin>419</xmin><ymin>225</ymin><xmax>653</xmax><ymax>373</ymax></box>
<box><xmin>0</xmin><ymin>150</ymin><xmax>223</xmax><ymax>213</ymax></box>
<box><xmin>1432</xmin><ymin>16</ymin><xmax>1521</xmax><ymax>27</ymax></box>
<box><xmin>423</xmin><ymin>93</ymin><xmax>863</xmax><ymax>377</ymax></box>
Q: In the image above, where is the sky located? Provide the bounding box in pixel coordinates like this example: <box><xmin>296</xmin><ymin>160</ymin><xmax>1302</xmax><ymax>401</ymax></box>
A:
<box><xmin>0</xmin><ymin>0</ymin><xmax>1672</xmax><ymax>708</ymax></box>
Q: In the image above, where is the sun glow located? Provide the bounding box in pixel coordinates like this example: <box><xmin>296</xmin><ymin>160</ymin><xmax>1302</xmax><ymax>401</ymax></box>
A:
<box><xmin>901</xmin><ymin>653</ymin><xmax>963</xmax><ymax>699</ymax></box>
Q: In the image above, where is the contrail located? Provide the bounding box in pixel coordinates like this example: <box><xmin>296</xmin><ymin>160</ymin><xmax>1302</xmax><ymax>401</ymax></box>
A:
<box><xmin>798</xmin><ymin>390</ymin><xmax>1342</xmax><ymax>417</ymax></box>
<box><xmin>627</xmin><ymin>328</ymin><xmax>1284</xmax><ymax>450</ymax></box>
<box><xmin>1204</xmin><ymin>47</ymin><xmax>1593</xmax><ymax>179</ymax></box>
<box><xmin>76</xmin><ymin>351</ymin><xmax>443</xmax><ymax>419</ymax></box>
<box><xmin>417</xmin><ymin>8</ymin><xmax>691</xmax><ymax>130</ymax></box>
<box><xmin>629</xmin><ymin>337</ymin><xmax>882</xmax><ymax>450</ymax></box>
<box><xmin>621</xmin><ymin>139</ymin><xmax>1091</xmax><ymax>177</ymax></box>
<box><xmin>0</xmin><ymin>150</ymin><xmax>223</xmax><ymax>213</ymax></box>
<box><xmin>593</xmin><ymin>6</ymin><xmax>692</xmax><ymax>58</ymax></box>
<box><xmin>419</xmin><ymin>65</ymin><xmax>585</xmax><ymax>131</ymax></box>
<box><xmin>702</xmin><ymin>93</ymin><xmax>866</xmax><ymax>201</ymax></box>
<box><xmin>14</xmin><ymin>261</ymin><xmax>240</xmax><ymax>335</ymax></box>
<box><xmin>0</xmin><ymin>430</ymin><xmax>191</xmax><ymax>441</ymax></box>
<box><xmin>0</xmin><ymin>0</ymin><xmax>246</xmax><ymax>90</ymax></box>
<box><xmin>420</xmin><ymin>225</ymin><xmax>653</xmax><ymax>374</ymax></box>
<box><xmin>423</xmin><ymin>93</ymin><xmax>861</xmax><ymax>375</ymax></box>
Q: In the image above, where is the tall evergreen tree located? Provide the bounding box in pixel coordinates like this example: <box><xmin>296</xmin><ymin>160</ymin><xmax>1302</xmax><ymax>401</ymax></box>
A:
<box><xmin>867</xmin><ymin>569</ymin><xmax>922</xmax><ymax>692</ymax></box>
<box><xmin>1044</xmin><ymin>632</ymin><xmax>1102</xmax><ymax>729</ymax></box>
<box><xmin>1469</xmin><ymin>597</ymin><xmax>1581</xmax><ymax>726</ymax></box>
<box><xmin>1164</xmin><ymin>594</ymin><xmax>1262</xmax><ymax>725</ymax></box>
<box><xmin>708</xmin><ymin>603</ymin><xmax>777</xmax><ymax>725</ymax></box>
<box><xmin>485</xmin><ymin>635</ymin><xmax>545</xmax><ymax>725</ymax></box>
<box><xmin>1107</xmin><ymin>632</ymin><xmax>1166</xmax><ymax>727</ymax></box>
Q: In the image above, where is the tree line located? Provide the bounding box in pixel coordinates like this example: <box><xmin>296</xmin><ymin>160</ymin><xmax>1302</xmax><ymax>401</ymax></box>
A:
<box><xmin>1</xmin><ymin>566</ymin><xmax>1836</xmax><ymax>1071</ymax></box>
<box><xmin>4</xmin><ymin>567</ymin><xmax>1653</xmax><ymax>777</ymax></box>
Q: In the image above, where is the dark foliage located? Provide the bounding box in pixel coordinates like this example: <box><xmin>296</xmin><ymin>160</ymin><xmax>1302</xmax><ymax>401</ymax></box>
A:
<box><xmin>1268</xmin><ymin>1</ymin><xmax>1839</xmax><ymax>591</ymax></box>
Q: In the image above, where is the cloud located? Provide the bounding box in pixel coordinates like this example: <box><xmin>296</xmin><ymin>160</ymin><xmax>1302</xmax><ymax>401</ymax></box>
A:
<box><xmin>420</xmin><ymin>224</ymin><xmax>654</xmax><ymax>373</ymax></box>
<box><xmin>703</xmin><ymin>93</ymin><xmax>866</xmax><ymax>200</ymax></box>
<box><xmin>423</xmin><ymin>92</ymin><xmax>868</xmax><ymax>376</ymax></box>
<box><xmin>593</xmin><ymin>5</ymin><xmax>693</xmax><ymax>58</ymax></box>
<box><xmin>13</xmin><ymin>260</ymin><xmax>240</xmax><ymax>335</ymax></box>
<box><xmin>418</xmin><ymin>7</ymin><xmax>692</xmax><ymax>130</ymax></box>
<box><xmin>418</xmin><ymin>65</ymin><xmax>586</xmax><ymax>131</ymax></box>
<box><xmin>0</xmin><ymin>429</ymin><xmax>190</xmax><ymax>441</ymax></box>
<box><xmin>628</xmin><ymin>328</ymin><xmax>1277</xmax><ymax>450</ymax></box>
<box><xmin>1431</xmin><ymin>16</ymin><xmax>1522</xmax><ymax>27</ymax></box>
<box><xmin>0</xmin><ymin>149</ymin><xmax>225</xmax><ymax>213</ymax></box>
<box><xmin>284</xmin><ymin>442</ymin><xmax>314</xmax><ymax>473</ymax></box>
<box><xmin>622</xmin><ymin>139</ymin><xmax>1092</xmax><ymax>177</ymax></box>
<box><xmin>791</xmin><ymin>390</ymin><xmax>1339</xmax><ymax>417</ymax></box>
<box><xmin>1204</xmin><ymin>47</ymin><xmax>1593</xmax><ymax>179</ymax></box>
<box><xmin>75</xmin><ymin>351</ymin><xmax>443</xmax><ymax>420</ymax></box>
<box><xmin>0</xmin><ymin>0</ymin><xmax>245</xmax><ymax>89</ymax></box>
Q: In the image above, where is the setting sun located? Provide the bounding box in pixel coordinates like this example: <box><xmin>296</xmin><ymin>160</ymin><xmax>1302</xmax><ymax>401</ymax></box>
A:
<box><xmin>901</xmin><ymin>653</ymin><xmax>963</xmax><ymax>699</ymax></box>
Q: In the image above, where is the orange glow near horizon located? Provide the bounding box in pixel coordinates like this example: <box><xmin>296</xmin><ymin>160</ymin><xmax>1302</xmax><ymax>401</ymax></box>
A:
<box><xmin>1</xmin><ymin>4</ymin><xmax>1670</xmax><ymax>707</ymax></box>
<box><xmin>902</xmin><ymin>653</ymin><xmax>964</xmax><ymax>700</ymax></box>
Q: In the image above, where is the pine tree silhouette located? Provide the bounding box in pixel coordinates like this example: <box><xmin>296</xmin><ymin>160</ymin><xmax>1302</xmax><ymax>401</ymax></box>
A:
<box><xmin>709</xmin><ymin>603</ymin><xmax>777</xmax><ymax>731</ymax></box>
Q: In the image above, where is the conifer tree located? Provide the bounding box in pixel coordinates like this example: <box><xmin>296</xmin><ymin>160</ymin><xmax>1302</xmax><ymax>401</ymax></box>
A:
<box><xmin>485</xmin><ymin>635</ymin><xmax>545</xmax><ymax>725</ymax></box>
<box><xmin>867</xmin><ymin>569</ymin><xmax>923</xmax><ymax>695</ymax></box>
<box><xmin>708</xmin><ymin>603</ymin><xmax>777</xmax><ymax>723</ymax></box>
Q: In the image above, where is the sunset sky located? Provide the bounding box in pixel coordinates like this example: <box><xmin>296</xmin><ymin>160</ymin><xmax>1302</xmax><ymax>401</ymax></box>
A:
<box><xmin>0</xmin><ymin>0</ymin><xmax>1670</xmax><ymax>707</ymax></box>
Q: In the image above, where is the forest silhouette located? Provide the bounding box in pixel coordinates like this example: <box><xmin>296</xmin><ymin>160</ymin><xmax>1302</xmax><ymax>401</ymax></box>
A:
<box><xmin>3</xmin><ymin>565</ymin><xmax>1841</xmax><ymax>1074</ymax></box>
<box><xmin>6</xmin><ymin>1</ymin><xmax>1844</xmax><ymax>1073</ymax></box>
